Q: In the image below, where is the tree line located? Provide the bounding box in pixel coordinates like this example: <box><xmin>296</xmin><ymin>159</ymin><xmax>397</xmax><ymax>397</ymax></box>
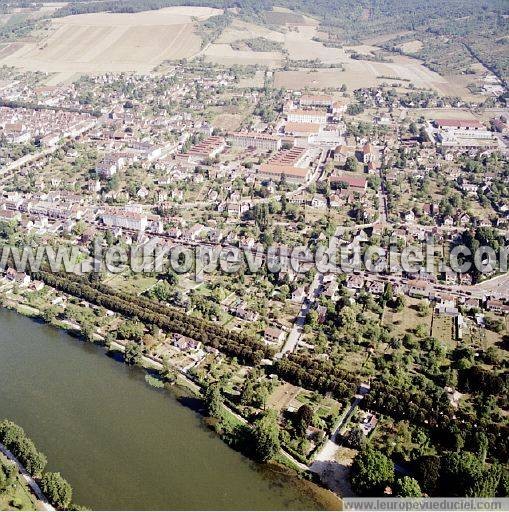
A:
<box><xmin>0</xmin><ymin>420</ymin><xmax>74</xmax><ymax>509</ymax></box>
<box><xmin>30</xmin><ymin>270</ymin><xmax>272</xmax><ymax>365</ymax></box>
<box><xmin>273</xmin><ymin>353</ymin><xmax>359</xmax><ymax>401</ymax></box>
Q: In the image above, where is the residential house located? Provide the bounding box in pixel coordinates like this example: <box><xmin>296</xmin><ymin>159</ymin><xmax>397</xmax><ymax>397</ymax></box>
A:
<box><xmin>264</xmin><ymin>327</ymin><xmax>285</xmax><ymax>345</ymax></box>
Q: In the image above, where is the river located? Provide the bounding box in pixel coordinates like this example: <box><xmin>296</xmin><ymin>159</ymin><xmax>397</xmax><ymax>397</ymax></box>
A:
<box><xmin>0</xmin><ymin>308</ymin><xmax>338</xmax><ymax>510</ymax></box>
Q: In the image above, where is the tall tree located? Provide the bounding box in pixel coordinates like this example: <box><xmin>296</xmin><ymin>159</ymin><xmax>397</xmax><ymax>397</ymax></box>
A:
<box><xmin>124</xmin><ymin>341</ymin><xmax>143</xmax><ymax>366</ymax></box>
<box><xmin>294</xmin><ymin>404</ymin><xmax>314</xmax><ymax>437</ymax></box>
<box><xmin>351</xmin><ymin>448</ymin><xmax>395</xmax><ymax>496</ymax></box>
<box><xmin>252</xmin><ymin>410</ymin><xmax>280</xmax><ymax>463</ymax></box>
<box><xmin>0</xmin><ymin>463</ymin><xmax>16</xmax><ymax>492</ymax></box>
<box><xmin>204</xmin><ymin>382</ymin><xmax>223</xmax><ymax>419</ymax></box>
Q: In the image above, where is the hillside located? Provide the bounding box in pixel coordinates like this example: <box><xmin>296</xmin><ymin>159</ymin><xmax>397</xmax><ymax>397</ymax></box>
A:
<box><xmin>1</xmin><ymin>0</ymin><xmax>508</xmax><ymax>85</ymax></box>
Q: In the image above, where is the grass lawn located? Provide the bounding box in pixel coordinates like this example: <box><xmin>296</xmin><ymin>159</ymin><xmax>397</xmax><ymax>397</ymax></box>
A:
<box><xmin>15</xmin><ymin>304</ymin><xmax>40</xmax><ymax>317</ymax></box>
<box><xmin>431</xmin><ymin>314</ymin><xmax>456</xmax><ymax>349</ymax></box>
<box><xmin>384</xmin><ymin>298</ymin><xmax>432</xmax><ymax>338</ymax></box>
<box><xmin>106</xmin><ymin>274</ymin><xmax>158</xmax><ymax>295</ymax></box>
<box><xmin>0</xmin><ymin>455</ymin><xmax>37</xmax><ymax>511</ymax></box>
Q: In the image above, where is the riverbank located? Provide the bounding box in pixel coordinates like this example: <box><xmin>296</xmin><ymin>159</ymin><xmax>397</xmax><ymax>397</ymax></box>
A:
<box><xmin>0</xmin><ymin>280</ymin><xmax>346</xmax><ymax>501</ymax></box>
<box><xmin>0</xmin><ymin>311</ymin><xmax>339</xmax><ymax>509</ymax></box>
<box><xmin>0</xmin><ymin>442</ymin><xmax>55</xmax><ymax>512</ymax></box>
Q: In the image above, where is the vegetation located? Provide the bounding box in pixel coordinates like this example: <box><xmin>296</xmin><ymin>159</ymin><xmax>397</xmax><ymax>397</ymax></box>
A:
<box><xmin>251</xmin><ymin>410</ymin><xmax>281</xmax><ymax>463</ymax></box>
<box><xmin>40</xmin><ymin>472</ymin><xmax>73</xmax><ymax>510</ymax></box>
<box><xmin>394</xmin><ymin>477</ymin><xmax>422</xmax><ymax>497</ymax></box>
<box><xmin>231</xmin><ymin>38</ymin><xmax>284</xmax><ymax>53</ymax></box>
<box><xmin>0</xmin><ymin>420</ymin><xmax>47</xmax><ymax>477</ymax></box>
<box><xmin>0</xmin><ymin>420</ymin><xmax>78</xmax><ymax>509</ymax></box>
<box><xmin>30</xmin><ymin>270</ymin><xmax>272</xmax><ymax>365</ymax></box>
<box><xmin>350</xmin><ymin>448</ymin><xmax>395</xmax><ymax>496</ymax></box>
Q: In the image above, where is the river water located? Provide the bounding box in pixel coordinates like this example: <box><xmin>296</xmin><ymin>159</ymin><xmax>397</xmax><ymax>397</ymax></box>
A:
<box><xmin>0</xmin><ymin>309</ymin><xmax>338</xmax><ymax>510</ymax></box>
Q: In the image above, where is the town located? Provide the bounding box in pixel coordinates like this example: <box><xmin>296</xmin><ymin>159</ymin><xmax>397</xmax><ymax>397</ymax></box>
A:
<box><xmin>0</xmin><ymin>1</ymin><xmax>508</xmax><ymax>509</ymax></box>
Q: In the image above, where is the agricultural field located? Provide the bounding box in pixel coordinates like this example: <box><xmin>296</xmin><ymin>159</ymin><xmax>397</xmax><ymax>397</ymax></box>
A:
<box><xmin>262</xmin><ymin>7</ymin><xmax>315</xmax><ymax>27</ymax></box>
<box><xmin>215</xmin><ymin>19</ymin><xmax>284</xmax><ymax>45</ymax></box>
<box><xmin>0</xmin><ymin>7</ymin><xmax>219</xmax><ymax>81</ymax></box>
<box><xmin>0</xmin><ymin>5</ymin><xmax>488</xmax><ymax>100</ymax></box>
<box><xmin>279</xmin><ymin>35</ymin><xmax>473</xmax><ymax>96</ymax></box>
<box><xmin>202</xmin><ymin>43</ymin><xmax>283</xmax><ymax>67</ymax></box>
<box><xmin>212</xmin><ymin>18</ymin><xmax>478</xmax><ymax>99</ymax></box>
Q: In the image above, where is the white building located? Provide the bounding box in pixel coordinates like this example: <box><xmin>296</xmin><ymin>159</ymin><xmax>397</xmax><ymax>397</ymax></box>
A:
<box><xmin>229</xmin><ymin>132</ymin><xmax>281</xmax><ymax>151</ymax></box>
<box><xmin>287</xmin><ymin>109</ymin><xmax>328</xmax><ymax>124</ymax></box>
<box><xmin>101</xmin><ymin>208</ymin><xmax>148</xmax><ymax>231</ymax></box>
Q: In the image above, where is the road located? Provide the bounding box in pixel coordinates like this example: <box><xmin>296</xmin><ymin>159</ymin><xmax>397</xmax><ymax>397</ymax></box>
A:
<box><xmin>0</xmin><ymin>442</ymin><xmax>55</xmax><ymax>512</ymax></box>
<box><xmin>309</xmin><ymin>440</ymin><xmax>355</xmax><ymax>497</ymax></box>
<box><xmin>474</xmin><ymin>272</ymin><xmax>509</xmax><ymax>297</ymax></box>
<box><xmin>309</xmin><ymin>397</ymin><xmax>361</xmax><ymax>497</ymax></box>
<box><xmin>378</xmin><ymin>181</ymin><xmax>389</xmax><ymax>225</ymax></box>
<box><xmin>277</xmin><ymin>272</ymin><xmax>322</xmax><ymax>356</ymax></box>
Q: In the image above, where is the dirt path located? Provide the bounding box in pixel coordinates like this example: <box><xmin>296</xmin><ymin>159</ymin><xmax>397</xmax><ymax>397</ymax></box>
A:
<box><xmin>310</xmin><ymin>443</ymin><xmax>356</xmax><ymax>497</ymax></box>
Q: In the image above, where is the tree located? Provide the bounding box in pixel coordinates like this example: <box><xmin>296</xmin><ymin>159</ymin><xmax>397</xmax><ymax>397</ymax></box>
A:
<box><xmin>40</xmin><ymin>472</ymin><xmax>73</xmax><ymax>509</ymax></box>
<box><xmin>252</xmin><ymin>410</ymin><xmax>280</xmax><ymax>462</ymax></box>
<box><xmin>118</xmin><ymin>320</ymin><xmax>144</xmax><ymax>341</ymax></box>
<box><xmin>148</xmin><ymin>281</ymin><xmax>175</xmax><ymax>303</ymax></box>
<box><xmin>417</xmin><ymin>301</ymin><xmax>430</xmax><ymax>317</ymax></box>
<box><xmin>72</xmin><ymin>221</ymin><xmax>86</xmax><ymax>237</ymax></box>
<box><xmin>0</xmin><ymin>462</ymin><xmax>16</xmax><ymax>492</ymax></box>
<box><xmin>416</xmin><ymin>455</ymin><xmax>441</xmax><ymax>496</ymax></box>
<box><xmin>472</xmin><ymin>464</ymin><xmax>504</xmax><ymax>497</ymax></box>
<box><xmin>204</xmin><ymin>382</ymin><xmax>223</xmax><ymax>419</ymax></box>
<box><xmin>381</xmin><ymin>283</ymin><xmax>393</xmax><ymax>305</ymax></box>
<box><xmin>43</xmin><ymin>305</ymin><xmax>60</xmax><ymax>323</ymax></box>
<box><xmin>0</xmin><ymin>420</ymin><xmax>48</xmax><ymax>477</ymax></box>
<box><xmin>253</xmin><ymin>203</ymin><xmax>270</xmax><ymax>231</ymax></box>
<box><xmin>160</xmin><ymin>357</ymin><xmax>177</xmax><ymax>383</ymax></box>
<box><xmin>345</xmin><ymin>156</ymin><xmax>358</xmax><ymax>173</ymax></box>
<box><xmin>394</xmin><ymin>477</ymin><xmax>422</xmax><ymax>497</ymax></box>
<box><xmin>350</xmin><ymin>448</ymin><xmax>395</xmax><ymax>496</ymax></box>
<box><xmin>306</xmin><ymin>309</ymin><xmax>319</xmax><ymax>328</ymax></box>
<box><xmin>81</xmin><ymin>321</ymin><xmax>95</xmax><ymax>342</ymax></box>
<box><xmin>294</xmin><ymin>404</ymin><xmax>314</xmax><ymax>437</ymax></box>
<box><xmin>240</xmin><ymin>379</ymin><xmax>257</xmax><ymax>407</ymax></box>
<box><xmin>498</xmin><ymin>469</ymin><xmax>509</xmax><ymax>497</ymax></box>
<box><xmin>441</xmin><ymin>451</ymin><xmax>484</xmax><ymax>496</ymax></box>
<box><xmin>346</xmin><ymin>427</ymin><xmax>366</xmax><ymax>450</ymax></box>
<box><xmin>124</xmin><ymin>341</ymin><xmax>142</xmax><ymax>366</ymax></box>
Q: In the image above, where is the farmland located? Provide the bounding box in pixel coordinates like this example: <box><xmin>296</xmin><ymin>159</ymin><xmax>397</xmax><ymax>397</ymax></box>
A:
<box><xmin>0</xmin><ymin>7</ymin><xmax>219</xmax><ymax>80</ymax></box>
<box><xmin>204</xmin><ymin>17</ymin><xmax>479</xmax><ymax>100</ymax></box>
<box><xmin>0</xmin><ymin>5</ymin><xmax>489</xmax><ymax>100</ymax></box>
